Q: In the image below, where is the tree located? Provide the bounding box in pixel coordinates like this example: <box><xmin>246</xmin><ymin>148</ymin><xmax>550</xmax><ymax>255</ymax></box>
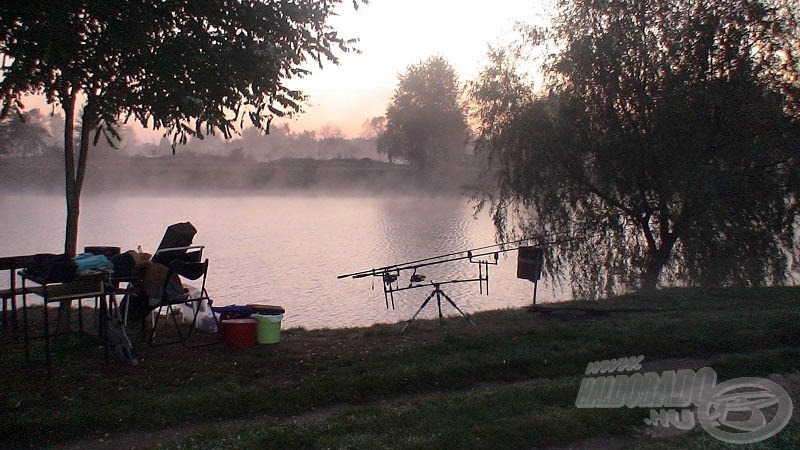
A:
<box><xmin>320</xmin><ymin>123</ymin><xmax>344</xmax><ymax>141</ymax></box>
<box><xmin>0</xmin><ymin>108</ymin><xmax>52</xmax><ymax>156</ymax></box>
<box><xmin>470</xmin><ymin>0</ymin><xmax>800</xmax><ymax>297</ymax></box>
<box><xmin>1</xmin><ymin>0</ymin><xmax>363</xmax><ymax>256</ymax></box>
<box><xmin>361</xmin><ymin>115</ymin><xmax>385</xmax><ymax>139</ymax></box>
<box><xmin>378</xmin><ymin>55</ymin><xmax>469</xmax><ymax>170</ymax></box>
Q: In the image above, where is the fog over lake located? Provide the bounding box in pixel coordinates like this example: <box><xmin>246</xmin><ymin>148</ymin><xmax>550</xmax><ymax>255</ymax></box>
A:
<box><xmin>1</xmin><ymin>192</ymin><xmax>568</xmax><ymax>329</ymax></box>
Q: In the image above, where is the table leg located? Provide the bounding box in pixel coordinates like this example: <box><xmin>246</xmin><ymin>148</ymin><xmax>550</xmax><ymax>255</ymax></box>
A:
<box><xmin>22</xmin><ymin>276</ymin><xmax>29</xmax><ymax>361</ymax></box>
<box><xmin>9</xmin><ymin>269</ymin><xmax>18</xmax><ymax>334</ymax></box>
<box><xmin>77</xmin><ymin>298</ymin><xmax>84</xmax><ymax>333</ymax></box>
<box><xmin>101</xmin><ymin>293</ymin><xmax>109</xmax><ymax>365</ymax></box>
<box><xmin>43</xmin><ymin>288</ymin><xmax>51</xmax><ymax>378</ymax></box>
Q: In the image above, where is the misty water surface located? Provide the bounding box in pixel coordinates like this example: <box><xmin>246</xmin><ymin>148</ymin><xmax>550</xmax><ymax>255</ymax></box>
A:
<box><xmin>0</xmin><ymin>193</ymin><xmax>568</xmax><ymax>329</ymax></box>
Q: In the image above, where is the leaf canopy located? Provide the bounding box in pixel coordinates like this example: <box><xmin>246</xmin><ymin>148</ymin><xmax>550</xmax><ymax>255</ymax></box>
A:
<box><xmin>378</xmin><ymin>55</ymin><xmax>469</xmax><ymax>168</ymax></box>
<box><xmin>470</xmin><ymin>0</ymin><xmax>800</xmax><ymax>297</ymax></box>
<box><xmin>0</xmin><ymin>0</ymin><xmax>363</xmax><ymax>141</ymax></box>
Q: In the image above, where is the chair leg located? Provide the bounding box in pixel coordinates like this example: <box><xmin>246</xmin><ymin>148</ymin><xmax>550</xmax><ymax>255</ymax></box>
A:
<box><xmin>1</xmin><ymin>295</ymin><xmax>20</xmax><ymax>336</ymax></box>
<box><xmin>146</xmin><ymin>309</ymin><xmax>159</xmax><ymax>345</ymax></box>
<box><xmin>1</xmin><ymin>296</ymin><xmax>8</xmax><ymax>337</ymax></box>
<box><xmin>183</xmin><ymin>298</ymin><xmax>221</xmax><ymax>348</ymax></box>
<box><xmin>182</xmin><ymin>301</ymin><xmax>200</xmax><ymax>343</ymax></box>
<box><xmin>1</xmin><ymin>297</ymin><xmax>6</xmax><ymax>330</ymax></box>
<box><xmin>168</xmin><ymin>304</ymin><xmax>185</xmax><ymax>342</ymax></box>
<box><xmin>148</xmin><ymin>304</ymin><xmax>187</xmax><ymax>347</ymax></box>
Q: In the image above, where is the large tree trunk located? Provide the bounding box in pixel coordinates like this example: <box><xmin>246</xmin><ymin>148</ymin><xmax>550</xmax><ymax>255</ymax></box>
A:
<box><xmin>642</xmin><ymin>248</ymin><xmax>669</xmax><ymax>291</ymax></box>
<box><xmin>63</xmin><ymin>93</ymin><xmax>93</xmax><ymax>255</ymax></box>
<box><xmin>641</xmin><ymin>237</ymin><xmax>677</xmax><ymax>291</ymax></box>
<box><xmin>63</xmin><ymin>91</ymin><xmax>78</xmax><ymax>257</ymax></box>
<box><xmin>57</xmin><ymin>91</ymin><xmax>78</xmax><ymax>333</ymax></box>
<box><xmin>58</xmin><ymin>92</ymin><xmax>93</xmax><ymax>332</ymax></box>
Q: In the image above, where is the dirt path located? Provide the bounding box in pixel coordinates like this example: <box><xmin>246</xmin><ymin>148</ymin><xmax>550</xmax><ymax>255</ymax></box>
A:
<box><xmin>50</xmin><ymin>357</ymin><xmax>800</xmax><ymax>450</ymax></box>
<box><xmin>51</xmin><ymin>406</ymin><xmax>353</xmax><ymax>450</ymax></box>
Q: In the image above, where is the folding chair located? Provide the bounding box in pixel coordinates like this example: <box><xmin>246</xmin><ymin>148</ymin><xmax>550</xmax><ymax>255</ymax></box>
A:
<box><xmin>146</xmin><ymin>245</ymin><xmax>218</xmax><ymax>347</ymax></box>
<box><xmin>151</xmin><ymin>222</ymin><xmax>197</xmax><ymax>266</ymax></box>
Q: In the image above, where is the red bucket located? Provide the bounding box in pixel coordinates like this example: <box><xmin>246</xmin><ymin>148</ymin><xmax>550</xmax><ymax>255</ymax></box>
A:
<box><xmin>220</xmin><ymin>318</ymin><xmax>257</xmax><ymax>349</ymax></box>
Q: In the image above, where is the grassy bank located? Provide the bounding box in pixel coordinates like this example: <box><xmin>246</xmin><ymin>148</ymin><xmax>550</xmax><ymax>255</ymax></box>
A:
<box><xmin>1</xmin><ymin>287</ymin><xmax>798</xmax><ymax>449</ymax></box>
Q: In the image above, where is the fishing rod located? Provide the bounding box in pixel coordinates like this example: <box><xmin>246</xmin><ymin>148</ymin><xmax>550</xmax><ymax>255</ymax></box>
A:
<box><xmin>337</xmin><ymin>229</ymin><xmax>588</xmax><ymax>331</ymax></box>
<box><xmin>335</xmin><ymin>238</ymin><xmax>527</xmax><ymax>279</ymax></box>
<box><xmin>337</xmin><ymin>229</ymin><xmax>581</xmax><ymax>280</ymax></box>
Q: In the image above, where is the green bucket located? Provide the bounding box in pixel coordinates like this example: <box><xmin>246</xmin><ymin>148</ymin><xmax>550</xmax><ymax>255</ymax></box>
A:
<box><xmin>254</xmin><ymin>313</ymin><xmax>283</xmax><ymax>344</ymax></box>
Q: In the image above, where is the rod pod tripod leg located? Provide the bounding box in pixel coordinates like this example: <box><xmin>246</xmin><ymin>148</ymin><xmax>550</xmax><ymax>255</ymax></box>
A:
<box><xmin>401</xmin><ymin>283</ymin><xmax>476</xmax><ymax>333</ymax></box>
<box><xmin>438</xmin><ymin>288</ymin><xmax>476</xmax><ymax>327</ymax></box>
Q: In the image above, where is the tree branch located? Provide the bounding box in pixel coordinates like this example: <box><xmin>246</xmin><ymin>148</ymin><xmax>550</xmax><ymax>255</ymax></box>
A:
<box><xmin>573</xmin><ymin>172</ymin><xmax>639</xmax><ymax>220</ymax></box>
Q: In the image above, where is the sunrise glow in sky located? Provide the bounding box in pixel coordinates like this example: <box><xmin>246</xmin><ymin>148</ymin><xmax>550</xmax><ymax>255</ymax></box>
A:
<box><xmin>275</xmin><ymin>0</ymin><xmax>550</xmax><ymax>138</ymax></box>
<box><xmin>22</xmin><ymin>1</ymin><xmax>551</xmax><ymax>142</ymax></box>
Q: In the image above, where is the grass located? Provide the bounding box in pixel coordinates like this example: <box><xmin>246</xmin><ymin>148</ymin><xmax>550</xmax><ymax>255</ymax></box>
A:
<box><xmin>0</xmin><ymin>286</ymin><xmax>798</xmax><ymax>449</ymax></box>
<box><xmin>161</xmin><ymin>377</ymin><xmax>799</xmax><ymax>450</ymax></box>
<box><xmin>163</xmin><ymin>379</ymin><xmax>644</xmax><ymax>450</ymax></box>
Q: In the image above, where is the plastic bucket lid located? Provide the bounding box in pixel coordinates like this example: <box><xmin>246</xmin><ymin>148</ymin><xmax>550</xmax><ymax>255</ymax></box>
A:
<box><xmin>255</xmin><ymin>313</ymin><xmax>283</xmax><ymax>323</ymax></box>
<box><xmin>247</xmin><ymin>304</ymin><xmax>285</xmax><ymax>315</ymax></box>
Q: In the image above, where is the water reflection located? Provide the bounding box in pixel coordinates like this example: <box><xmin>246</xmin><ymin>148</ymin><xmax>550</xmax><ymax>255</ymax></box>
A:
<box><xmin>0</xmin><ymin>193</ymin><xmax>567</xmax><ymax>329</ymax></box>
<box><xmin>376</xmin><ymin>196</ymin><xmax>473</xmax><ymax>267</ymax></box>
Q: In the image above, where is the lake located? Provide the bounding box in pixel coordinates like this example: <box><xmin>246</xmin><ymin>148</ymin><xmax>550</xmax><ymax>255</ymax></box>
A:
<box><xmin>0</xmin><ymin>193</ymin><xmax>568</xmax><ymax>330</ymax></box>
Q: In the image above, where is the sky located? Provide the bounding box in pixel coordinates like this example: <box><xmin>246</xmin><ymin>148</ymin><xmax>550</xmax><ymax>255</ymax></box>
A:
<box><xmin>21</xmin><ymin>1</ymin><xmax>551</xmax><ymax>142</ymax></box>
<box><xmin>271</xmin><ymin>0</ymin><xmax>550</xmax><ymax>138</ymax></box>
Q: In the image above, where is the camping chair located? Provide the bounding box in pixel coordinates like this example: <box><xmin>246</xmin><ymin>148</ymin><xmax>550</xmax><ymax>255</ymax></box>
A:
<box><xmin>145</xmin><ymin>245</ymin><xmax>219</xmax><ymax>347</ymax></box>
<box><xmin>151</xmin><ymin>222</ymin><xmax>197</xmax><ymax>266</ymax></box>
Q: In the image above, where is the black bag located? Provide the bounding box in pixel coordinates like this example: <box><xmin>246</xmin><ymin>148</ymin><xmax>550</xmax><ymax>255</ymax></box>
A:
<box><xmin>110</xmin><ymin>252</ymin><xmax>135</xmax><ymax>277</ymax></box>
<box><xmin>24</xmin><ymin>253</ymin><xmax>78</xmax><ymax>283</ymax></box>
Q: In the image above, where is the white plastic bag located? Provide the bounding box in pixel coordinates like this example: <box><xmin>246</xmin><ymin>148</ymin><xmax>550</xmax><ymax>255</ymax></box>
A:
<box><xmin>176</xmin><ymin>291</ymin><xmax>218</xmax><ymax>334</ymax></box>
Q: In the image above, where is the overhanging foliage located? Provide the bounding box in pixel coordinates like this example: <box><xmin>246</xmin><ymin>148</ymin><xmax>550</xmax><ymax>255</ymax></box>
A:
<box><xmin>470</xmin><ymin>0</ymin><xmax>800</xmax><ymax>297</ymax></box>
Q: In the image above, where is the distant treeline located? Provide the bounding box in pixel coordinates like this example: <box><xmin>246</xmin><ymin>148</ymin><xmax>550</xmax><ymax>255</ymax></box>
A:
<box><xmin>0</xmin><ymin>109</ymin><xmax>384</xmax><ymax>161</ymax></box>
<box><xmin>0</xmin><ymin>109</ymin><xmax>482</xmax><ymax>193</ymax></box>
<box><xmin>0</xmin><ymin>152</ymin><xmax>482</xmax><ymax>193</ymax></box>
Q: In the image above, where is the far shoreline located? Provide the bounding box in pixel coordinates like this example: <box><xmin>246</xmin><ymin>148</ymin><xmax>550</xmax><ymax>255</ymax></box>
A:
<box><xmin>0</xmin><ymin>155</ymin><xmax>485</xmax><ymax>194</ymax></box>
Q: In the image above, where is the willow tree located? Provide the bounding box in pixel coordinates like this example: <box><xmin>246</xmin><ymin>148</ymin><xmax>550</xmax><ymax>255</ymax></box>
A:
<box><xmin>470</xmin><ymin>0</ymin><xmax>800</xmax><ymax>297</ymax></box>
<box><xmin>1</xmin><ymin>0</ymin><xmax>362</xmax><ymax>256</ymax></box>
